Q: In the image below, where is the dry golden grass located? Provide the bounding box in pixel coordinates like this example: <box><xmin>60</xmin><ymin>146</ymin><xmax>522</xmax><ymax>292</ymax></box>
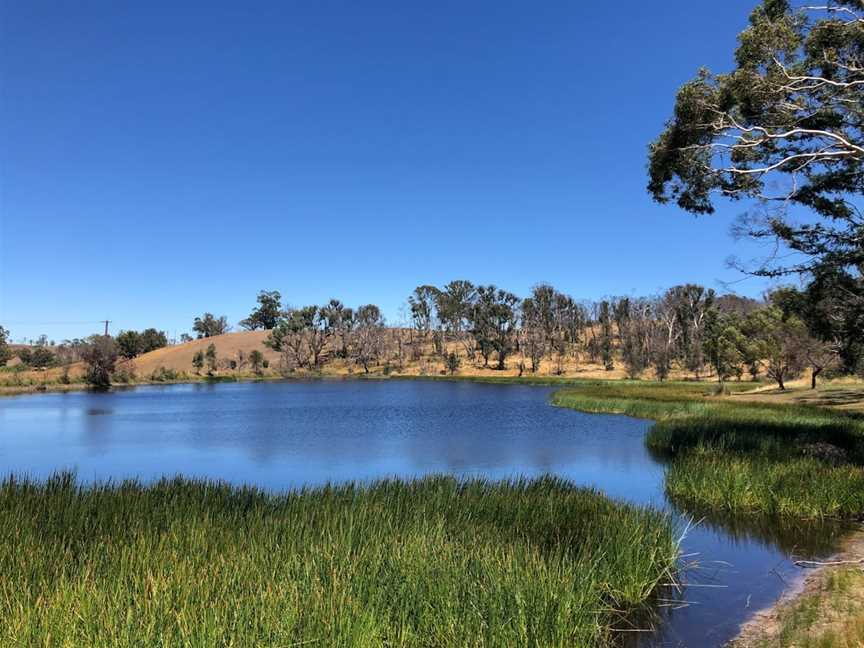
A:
<box><xmin>131</xmin><ymin>330</ymin><xmax>689</xmax><ymax>381</ymax></box>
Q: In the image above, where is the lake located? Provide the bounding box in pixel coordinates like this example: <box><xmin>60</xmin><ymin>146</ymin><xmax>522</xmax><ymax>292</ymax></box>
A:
<box><xmin>0</xmin><ymin>380</ymin><xmax>849</xmax><ymax>646</ymax></box>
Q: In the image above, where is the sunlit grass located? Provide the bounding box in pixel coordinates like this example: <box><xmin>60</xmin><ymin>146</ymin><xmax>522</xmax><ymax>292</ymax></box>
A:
<box><xmin>552</xmin><ymin>382</ymin><xmax>864</xmax><ymax>520</ymax></box>
<box><xmin>0</xmin><ymin>473</ymin><xmax>677</xmax><ymax>648</ymax></box>
<box><xmin>751</xmin><ymin>567</ymin><xmax>864</xmax><ymax>648</ymax></box>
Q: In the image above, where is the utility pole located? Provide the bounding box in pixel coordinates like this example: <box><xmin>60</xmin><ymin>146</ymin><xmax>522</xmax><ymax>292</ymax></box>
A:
<box><xmin>102</xmin><ymin>320</ymin><xmax>111</xmax><ymax>336</ymax></box>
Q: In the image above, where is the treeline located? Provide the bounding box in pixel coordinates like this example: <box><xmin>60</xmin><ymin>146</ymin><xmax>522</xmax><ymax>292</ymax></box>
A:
<box><xmin>1</xmin><ymin>277</ymin><xmax>852</xmax><ymax>390</ymax></box>
<box><xmin>0</xmin><ymin>330</ymin><xmax>90</xmax><ymax>375</ymax></box>
<box><xmin>224</xmin><ymin>281</ymin><xmax>846</xmax><ymax>387</ymax></box>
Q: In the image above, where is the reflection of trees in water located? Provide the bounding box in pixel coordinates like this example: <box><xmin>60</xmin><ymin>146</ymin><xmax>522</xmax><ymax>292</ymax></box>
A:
<box><xmin>668</xmin><ymin>498</ymin><xmax>852</xmax><ymax>558</ymax></box>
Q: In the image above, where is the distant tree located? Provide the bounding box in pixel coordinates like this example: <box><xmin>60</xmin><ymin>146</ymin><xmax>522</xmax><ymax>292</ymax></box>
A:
<box><xmin>445</xmin><ymin>352</ymin><xmax>461</xmax><ymax>375</ymax></box>
<box><xmin>770</xmin><ymin>286</ymin><xmax>842</xmax><ymax>387</ymax></box>
<box><xmin>80</xmin><ymin>335</ymin><xmax>118</xmax><ymax>389</ymax></box>
<box><xmin>434</xmin><ymin>281</ymin><xmax>476</xmax><ymax>356</ymax></box>
<box><xmin>704</xmin><ymin>312</ymin><xmax>745</xmax><ymax>383</ymax></box>
<box><xmin>351</xmin><ymin>304</ymin><xmax>386</xmax><ymax>373</ymax></box>
<box><xmin>115</xmin><ymin>328</ymin><xmax>166</xmax><ymax>359</ymax></box>
<box><xmin>180</xmin><ymin>333</ymin><xmax>193</xmax><ymax>344</ymax></box>
<box><xmin>306</xmin><ymin>307</ymin><xmax>330</xmax><ymax>368</ymax></box>
<box><xmin>205</xmin><ymin>343</ymin><xmax>218</xmax><ymax>374</ymax></box>
<box><xmin>192</xmin><ymin>350</ymin><xmax>205</xmax><ymax>375</ymax></box>
<box><xmin>737</xmin><ymin>328</ymin><xmax>765</xmax><ymax>381</ymax></box>
<box><xmin>667</xmin><ymin>284</ymin><xmax>715</xmax><ymax>379</ymax></box>
<box><xmin>30</xmin><ymin>342</ymin><xmax>56</xmax><ymax>369</ymax></box>
<box><xmin>746</xmin><ymin>307</ymin><xmax>810</xmax><ymax>390</ymax></box>
<box><xmin>139</xmin><ymin>329</ymin><xmax>168</xmax><ymax>353</ymax></box>
<box><xmin>54</xmin><ymin>342</ymin><xmax>77</xmax><ymax>384</ymax></box>
<box><xmin>193</xmin><ymin>313</ymin><xmax>229</xmax><ymax>339</ymax></box>
<box><xmin>471</xmin><ymin>286</ymin><xmax>519</xmax><ymax>370</ymax></box>
<box><xmin>598</xmin><ymin>301</ymin><xmax>615</xmax><ymax>371</ymax></box>
<box><xmin>320</xmin><ymin>299</ymin><xmax>354</xmax><ymax>359</ymax></box>
<box><xmin>408</xmin><ymin>286</ymin><xmax>439</xmax><ymax>341</ymax></box>
<box><xmin>520</xmin><ymin>298</ymin><xmax>546</xmax><ymax>373</ymax></box>
<box><xmin>239</xmin><ymin>290</ymin><xmax>283</xmax><ymax>331</ymax></box>
<box><xmin>650</xmin><ymin>294</ymin><xmax>680</xmax><ymax>381</ymax></box>
<box><xmin>116</xmin><ymin>330</ymin><xmax>142</xmax><ymax>359</ymax></box>
<box><xmin>0</xmin><ymin>326</ymin><xmax>11</xmax><ymax>365</ymax></box>
<box><xmin>249</xmin><ymin>349</ymin><xmax>265</xmax><ymax>375</ymax></box>
<box><xmin>618</xmin><ymin>298</ymin><xmax>653</xmax><ymax>379</ymax></box>
<box><xmin>16</xmin><ymin>348</ymin><xmax>32</xmax><ymax>366</ymax></box>
<box><xmin>267</xmin><ymin>308</ymin><xmax>320</xmax><ymax>370</ymax></box>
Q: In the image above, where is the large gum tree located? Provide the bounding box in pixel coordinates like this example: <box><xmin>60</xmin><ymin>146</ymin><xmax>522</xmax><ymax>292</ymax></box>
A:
<box><xmin>649</xmin><ymin>0</ymin><xmax>864</xmax><ymax>368</ymax></box>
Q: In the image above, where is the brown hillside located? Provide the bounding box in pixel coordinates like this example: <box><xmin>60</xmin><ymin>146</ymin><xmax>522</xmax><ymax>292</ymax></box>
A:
<box><xmin>132</xmin><ymin>331</ymin><xmax>279</xmax><ymax>375</ymax></box>
<box><xmin>132</xmin><ymin>329</ymin><xmax>639</xmax><ymax>380</ymax></box>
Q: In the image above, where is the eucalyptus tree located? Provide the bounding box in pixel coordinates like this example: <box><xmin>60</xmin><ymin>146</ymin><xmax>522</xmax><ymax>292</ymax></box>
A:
<box><xmin>192</xmin><ymin>350</ymin><xmax>205</xmax><ymax>375</ymax></box>
<box><xmin>597</xmin><ymin>301</ymin><xmax>615</xmax><ymax>371</ymax></box>
<box><xmin>650</xmin><ymin>294</ymin><xmax>680</xmax><ymax>381</ymax></box>
<box><xmin>319</xmin><ymin>299</ymin><xmax>354</xmax><ymax>358</ymax></box>
<box><xmin>249</xmin><ymin>349</ymin><xmax>264</xmax><ymax>375</ymax></box>
<box><xmin>205</xmin><ymin>343</ymin><xmax>218</xmax><ymax>374</ymax></box>
<box><xmin>434</xmin><ymin>280</ymin><xmax>476</xmax><ymax>358</ymax></box>
<box><xmin>470</xmin><ymin>286</ymin><xmax>519</xmax><ymax>370</ymax></box>
<box><xmin>618</xmin><ymin>298</ymin><xmax>654</xmax><ymax>379</ymax></box>
<box><xmin>352</xmin><ymin>304</ymin><xmax>386</xmax><ymax>373</ymax></box>
<box><xmin>665</xmin><ymin>284</ymin><xmax>716</xmax><ymax>379</ymax></box>
<box><xmin>745</xmin><ymin>306</ymin><xmax>810</xmax><ymax>389</ymax></box>
<box><xmin>116</xmin><ymin>330</ymin><xmax>142</xmax><ymax>359</ymax></box>
<box><xmin>408</xmin><ymin>286</ymin><xmax>439</xmax><ymax>340</ymax></box>
<box><xmin>0</xmin><ymin>327</ymin><xmax>9</xmax><ymax>365</ymax></box>
<box><xmin>649</xmin><ymin>0</ymin><xmax>864</xmax><ymax>369</ymax></box>
<box><xmin>239</xmin><ymin>291</ymin><xmax>283</xmax><ymax>330</ymax></box>
<box><xmin>519</xmin><ymin>297</ymin><xmax>547</xmax><ymax>373</ymax></box>
<box><xmin>265</xmin><ymin>308</ymin><xmax>313</xmax><ymax>370</ymax></box>
<box><xmin>704</xmin><ymin>311</ymin><xmax>746</xmax><ymax>383</ymax></box>
<box><xmin>193</xmin><ymin>313</ymin><xmax>229</xmax><ymax>338</ymax></box>
<box><xmin>80</xmin><ymin>335</ymin><xmax>119</xmax><ymax>389</ymax></box>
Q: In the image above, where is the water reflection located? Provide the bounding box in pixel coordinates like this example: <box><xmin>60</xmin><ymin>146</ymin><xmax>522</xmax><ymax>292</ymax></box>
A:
<box><xmin>0</xmin><ymin>380</ymin><xmax>854</xmax><ymax>647</ymax></box>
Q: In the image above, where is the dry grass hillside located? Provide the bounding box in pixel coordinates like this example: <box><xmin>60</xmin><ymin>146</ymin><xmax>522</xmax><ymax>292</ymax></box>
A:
<box><xmin>132</xmin><ymin>331</ymin><xmax>276</xmax><ymax>376</ymax></box>
<box><xmin>133</xmin><ymin>329</ymin><xmax>684</xmax><ymax>381</ymax></box>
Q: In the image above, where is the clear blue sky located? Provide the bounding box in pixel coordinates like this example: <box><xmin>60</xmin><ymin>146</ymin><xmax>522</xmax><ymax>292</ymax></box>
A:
<box><xmin>2</xmin><ymin>0</ymin><xmax>779</xmax><ymax>342</ymax></box>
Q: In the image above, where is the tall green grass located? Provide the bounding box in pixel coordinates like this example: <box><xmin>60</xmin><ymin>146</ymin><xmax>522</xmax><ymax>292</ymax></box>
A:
<box><xmin>552</xmin><ymin>383</ymin><xmax>864</xmax><ymax>520</ymax></box>
<box><xmin>0</xmin><ymin>473</ymin><xmax>677</xmax><ymax>647</ymax></box>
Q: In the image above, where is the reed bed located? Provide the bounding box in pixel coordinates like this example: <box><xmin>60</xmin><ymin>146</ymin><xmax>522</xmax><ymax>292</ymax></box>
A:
<box><xmin>552</xmin><ymin>383</ymin><xmax>864</xmax><ymax>520</ymax></box>
<box><xmin>0</xmin><ymin>473</ymin><xmax>677</xmax><ymax>647</ymax></box>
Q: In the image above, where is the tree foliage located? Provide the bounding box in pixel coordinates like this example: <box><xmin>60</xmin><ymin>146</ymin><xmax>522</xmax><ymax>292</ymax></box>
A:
<box><xmin>649</xmin><ymin>0</ymin><xmax>864</xmax><ymax>369</ymax></box>
<box><xmin>0</xmin><ymin>327</ymin><xmax>11</xmax><ymax>366</ymax></box>
<box><xmin>193</xmin><ymin>313</ymin><xmax>229</xmax><ymax>339</ymax></box>
<box><xmin>239</xmin><ymin>291</ymin><xmax>282</xmax><ymax>331</ymax></box>
<box><xmin>80</xmin><ymin>335</ymin><xmax>119</xmax><ymax>389</ymax></box>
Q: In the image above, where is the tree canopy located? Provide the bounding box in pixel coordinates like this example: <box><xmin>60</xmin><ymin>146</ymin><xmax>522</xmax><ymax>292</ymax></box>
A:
<box><xmin>649</xmin><ymin>0</ymin><xmax>863</xmax><ymax>279</ymax></box>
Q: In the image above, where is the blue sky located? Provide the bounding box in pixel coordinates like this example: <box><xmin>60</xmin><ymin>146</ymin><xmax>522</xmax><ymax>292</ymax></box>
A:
<box><xmin>2</xmin><ymin>1</ymin><xmax>783</xmax><ymax>342</ymax></box>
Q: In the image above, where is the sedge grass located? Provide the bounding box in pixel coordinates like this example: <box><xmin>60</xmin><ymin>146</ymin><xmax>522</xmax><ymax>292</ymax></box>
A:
<box><xmin>0</xmin><ymin>473</ymin><xmax>677</xmax><ymax>648</ymax></box>
<box><xmin>552</xmin><ymin>382</ymin><xmax>864</xmax><ymax>520</ymax></box>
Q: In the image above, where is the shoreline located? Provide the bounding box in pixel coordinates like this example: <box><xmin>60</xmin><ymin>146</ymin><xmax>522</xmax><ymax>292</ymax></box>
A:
<box><xmin>731</xmin><ymin>526</ymin><xmax>864</xmax><ymax>645</ymax></box>
<box><xmin>0</xmin><ymin>371</ymin><xmax>594</xmax><ymax>398</ymax></box>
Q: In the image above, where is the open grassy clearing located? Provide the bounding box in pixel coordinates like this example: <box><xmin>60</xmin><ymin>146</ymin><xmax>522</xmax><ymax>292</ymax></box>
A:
<box><xmin>0</xmin><ymin>473</ymin><xmax>677</xmax><ymax>648</ymax></box>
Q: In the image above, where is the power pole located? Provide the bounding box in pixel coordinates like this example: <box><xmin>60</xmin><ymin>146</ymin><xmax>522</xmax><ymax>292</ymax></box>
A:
<box><xmin>102</xmin><ymin>320</ymin><xmax>111</xmax><ymax>336</ymax></box>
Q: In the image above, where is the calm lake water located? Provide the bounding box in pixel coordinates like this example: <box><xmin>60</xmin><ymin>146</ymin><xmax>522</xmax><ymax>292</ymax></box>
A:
<box><xmin>0</xmin><ymin>380</ymin><xmax>850</xmax><ymax>646</ymax></box>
